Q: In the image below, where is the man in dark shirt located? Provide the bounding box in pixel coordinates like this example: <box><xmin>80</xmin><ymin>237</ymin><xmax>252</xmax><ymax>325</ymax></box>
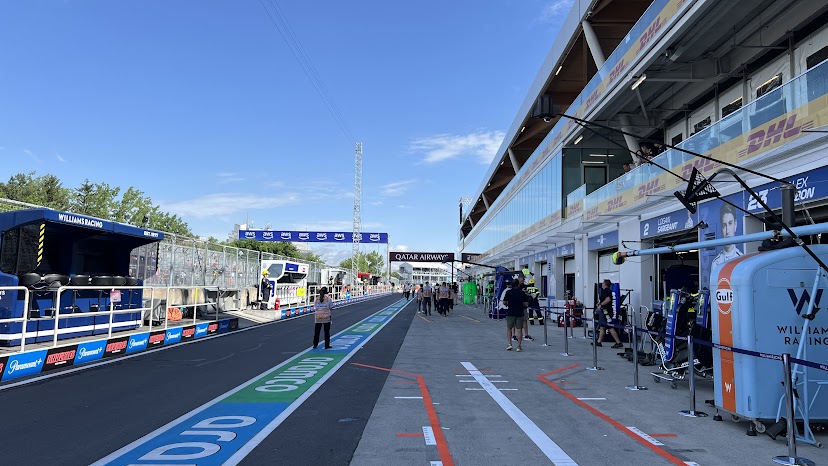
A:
<box><xmin>502</xmin><ymin>279</ymin><xmax>528</xmax><ymax>352</ymax></box>
<box><xmin>594</xmin><ymin>279</ymin><xmax>623</xmax><ymax>348</ymax></box>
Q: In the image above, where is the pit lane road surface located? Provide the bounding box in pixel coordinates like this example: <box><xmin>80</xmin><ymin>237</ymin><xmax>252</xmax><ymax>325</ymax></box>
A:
<box><xmin>0</xmin><ymin>295</ymin><xmax>415</xmax><ymax>466</ymax></box>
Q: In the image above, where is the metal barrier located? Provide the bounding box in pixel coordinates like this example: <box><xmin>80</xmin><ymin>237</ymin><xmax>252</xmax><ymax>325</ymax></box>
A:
<box><xmin>162</xmin><ymin>286</ymin><xmax>221</xmax><ymax>329</ymax></box>
<box><xmin>0</xmin><ymin>286</ymin><xmax>31</xmax><ymax>354</ymax></box>
<box><xmin>52</xmin><ymin>285</ymin><xmax>152</xmax><ymax>346</ymax></box>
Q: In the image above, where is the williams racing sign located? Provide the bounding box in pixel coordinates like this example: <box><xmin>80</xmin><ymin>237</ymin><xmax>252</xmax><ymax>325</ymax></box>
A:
<box><xmin>239</xmin><ymin>230</ymin><xmax>388</xmax><ymax>244</ymax></box>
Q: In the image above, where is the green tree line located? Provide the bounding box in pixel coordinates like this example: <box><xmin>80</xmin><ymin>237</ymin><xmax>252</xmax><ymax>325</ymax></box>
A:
<box><xmin>0</xmin><ymin>171</ymin><xmax>193</xmax><ymax>236</ymax></box>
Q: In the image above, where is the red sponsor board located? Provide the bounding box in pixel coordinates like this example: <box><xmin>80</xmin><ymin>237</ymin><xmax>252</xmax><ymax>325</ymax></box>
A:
<box><xmin>207</xmin><ymin>322</ymin><xmax>219</xmax><ymax>334</ymax></box>
<box><xmin>148</xmin><ymin>330</ymin><xmax>166</xmax><ymax>346</ymax></box>
<box><xmin>0</xmin><ymin>356</ymin><xmax>7</xmax><ymax>375</ymax></box>
<box><xmin>181</xmin><ymin>325</ymin><xmax>196</xmax><ymax>340</ymax></box>
<box><xmin>43</xmin><ymin>345</ymin><xmax>78</xmax><ymax>371</ymax></box>
<box><xmin>104</xmin><ymin>337</ymin><xmax>129</xmax><ymax>357</ymax></box>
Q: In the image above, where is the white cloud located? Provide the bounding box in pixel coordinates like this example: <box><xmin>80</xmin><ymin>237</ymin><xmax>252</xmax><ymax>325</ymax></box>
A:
<box><xmin>396</xmin><ymin>204</ymin><xmax>411</xmax><ymax>209</ymax></box>
<box><xmin>216</xmin><ymin>172</ymin><xmax>243</xmax><ymax>184</ymax></box>
<box><xmin>56</xmin><ymin>154</ymin><xmax>65</xmax><ymax>163</ymax></box>
<box><xmin>23</xmin><ymin>148</ymin><xmax>41</xmax><ymax>163</ymax></box>
<box><xmin>161</xmin><ymin>193</ymin><xmax>301</xmax><ymax>219</ymax></box>
<box><xmin>369</xmin><ymin>200</ymin><xmax>384</xmax><ymax>206</ymax></box>
<box><xmin>540</xmin><ymin>0</ymin><xmax>574</xmax><ymax>22</ymax></box>
<box><xmin>380</xmin><ymin>179</ymin><xmax>416</xmax><ymax>196</ymax></box>
<box><xmin>394</xmin><ymin>244</ymin><xmax>410</xmax><ymax>252</ymax></box>
<box><xmin>408</xmin><ymin>130</ymin><xmax>505</xmax><ymax>164</ymax></box>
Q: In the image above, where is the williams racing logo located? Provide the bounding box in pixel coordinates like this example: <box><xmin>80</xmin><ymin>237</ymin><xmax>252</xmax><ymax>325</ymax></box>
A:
<box><xmin>787</xmin><ymin>288</ymin><xmax>823</xmax><ymax>316</ymax></box>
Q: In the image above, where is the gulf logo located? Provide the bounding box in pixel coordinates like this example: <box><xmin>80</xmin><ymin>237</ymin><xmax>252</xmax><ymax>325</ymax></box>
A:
<box><xmin>716</xmin><ymin>277</ymin><xmax>733</xmax><ymax>315</ymax></box>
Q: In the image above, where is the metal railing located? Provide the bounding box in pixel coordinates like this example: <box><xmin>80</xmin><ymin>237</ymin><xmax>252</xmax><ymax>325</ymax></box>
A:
<box><xmin>0</xmin><ymin>286</ymin><xmax>31</xmax><ymax>354</ymax></box>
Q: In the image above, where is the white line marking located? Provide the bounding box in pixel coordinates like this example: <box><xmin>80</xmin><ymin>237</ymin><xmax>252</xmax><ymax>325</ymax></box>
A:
<box><xmin>464</xmin><ymin>388</ymin><xmax>518</xmax><ymax>391</ymax></box>
<box><xmin>577</xmin><ymin>397</ymin><xmax>607</xmax><ymax>401</ymax></box>
<box><xmin>395</xmin><ymin>396</ymin><xmax>424</xmax><ymax>399</ymax></box>
<box><xmin>455</xmin><ymin>374</ymin><xmax>501</xmax><ymax>377</ymax></box>
<box><xmin>684</xmin><ymin>462</ymin><xmax>701</xmax><ymax>465</ymax></box>
<box><xmin>0</xmin><ymin>294</ymin><xmax>394</xmax><ymax>391</ymax></box>
<box><xmin>459</xmin><ymin>379</ymin><xmax>508</xmax><ymax>383</ymax></box>
<box><xmin>626</xmin><ymin>426</ymin><xmax>665</xmax><ymax>446</ymax></box>
<box><xmin>91</xmin><ymin>298</ymin><xmax>409</xmax><ymax>466</ymax></box>
<box><xmin>423</xmin><ymin>426</ymin><xmax>436</xmax><ymax>446</ymax></box>
<box><xmin>431</xmin><ymin>462</ymin><xmax>443</xmax><ymax>466</ymax></box>
<box><xmin>462</xmin><ymin>361</ymin><xmax>578</xmax><ymax>465</ymax></box>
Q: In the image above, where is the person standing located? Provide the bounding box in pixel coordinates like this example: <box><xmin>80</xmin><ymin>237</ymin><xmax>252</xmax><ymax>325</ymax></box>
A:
<box><xmin>260</xmin><ymin>270</ymin><xmax>272</xmax><ymax>310</ymax></box>
<box><xmin>313</xmin><ymin>286</ymin><xmax>334</xmax><ymax>349</ymax></box>
<box><xmin>416</xmin><ymin>284</ymin><xmax>424</xmax><ymax>313</ymax></box>
<box><xmin>503</xmin><ymin>279</ymin><xmax>528</xmax><ymax>351</ymax></box>
<box><xmin>593</xmin><ymin>279</ymin><xmax>623</xmax><ymax>348</ymax></box>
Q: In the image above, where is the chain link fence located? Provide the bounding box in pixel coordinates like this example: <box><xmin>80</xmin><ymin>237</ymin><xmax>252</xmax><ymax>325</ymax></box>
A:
<box><xmin>0</xmin><ymin>198</ymin><xmax>326</xmax><ymax>289</ymax></box>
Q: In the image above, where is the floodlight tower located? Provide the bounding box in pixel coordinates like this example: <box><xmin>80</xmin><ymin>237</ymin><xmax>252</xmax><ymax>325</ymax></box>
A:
<box><xmin>352</xmin><ymin>142</ymin><xmax>363</xmax><ymax>289</ymax></box>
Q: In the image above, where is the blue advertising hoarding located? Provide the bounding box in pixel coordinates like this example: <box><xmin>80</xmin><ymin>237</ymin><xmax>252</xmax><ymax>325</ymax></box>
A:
<box><xmin>587</xmin><ymin>231</ymin><xmax>618</xmax><ymax>251</ymax></box>
<box><xmin>239</xmin><ymin>230</ymin><xmax>388</xmax><ymax>244</ymax></box>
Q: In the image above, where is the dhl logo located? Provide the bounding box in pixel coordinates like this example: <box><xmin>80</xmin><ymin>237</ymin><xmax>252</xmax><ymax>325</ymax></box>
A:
<box><xmin>584</xmin><ymin>88</ymin><xmax>601</xmax><ymax>110</ymax></box>
<box><xmin>636</xmin><ymin>179</ymin><xmax>664</xmax><ymax>200</ymax></box>
<box><xmin>567</xmin><ymin>202</ymin><xmax>583</xmax><ymax>216</ymax></box>
<box><xmin>638</xmin><ymin>16</ymin><xmax>663</xmax><ymax>52</ymax></box>
<box><xmin>585</xmin><ymin>207</ymin><xmax>600</xmax><ymax>221</ymax></box>
<box><xmin>680</xmin><ymin>157</ymin><xmax>719</xmax><ymax>180</ymax></box>
<box><xmin>740</xmin><ymin>115</ymin><xmax>814</xmax><ymax>157</ymax></box>
<box><xmin>607</xmin><ymin>196</ymin><xmax>626</xmax><ymax>212</ymax></box>
<box><xmin>608</xmin><ymin>58</ymin><xmax>627</xmax><ymax>85</ymax></box>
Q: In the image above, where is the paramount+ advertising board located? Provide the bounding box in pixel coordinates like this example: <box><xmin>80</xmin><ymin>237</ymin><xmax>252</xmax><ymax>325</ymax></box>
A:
<box><xmin>0</xmin><ymin>317</ymin><xmax>241</xmax><ymax>383</ymax></box>
<box><xmin>389</xmin><ymin>252</ymin><xmax>454</xmax><ymax>262</ymax></box>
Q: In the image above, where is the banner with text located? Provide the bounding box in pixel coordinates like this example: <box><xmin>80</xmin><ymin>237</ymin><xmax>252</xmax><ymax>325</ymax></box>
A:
<box><xmin>239</xmin><ymin>230</ymin><xmax>388</xmax><ymax>244</ymax></box>
<box><xmin>389</xmin><ymin>252</ymin><xmax>453</xmax><ymax>262</ymax></box>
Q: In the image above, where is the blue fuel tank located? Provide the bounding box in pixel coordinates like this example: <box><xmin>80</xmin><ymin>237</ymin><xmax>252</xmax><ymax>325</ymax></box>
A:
<box><xmin>711</xmin><ymin>245</ymin><xmax>828</xmax><ymax>422</ymax></box>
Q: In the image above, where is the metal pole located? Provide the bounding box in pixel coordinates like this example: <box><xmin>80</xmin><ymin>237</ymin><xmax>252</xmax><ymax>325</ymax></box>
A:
<box><xmin>586</xmin><ymin>312</ymin><xmax>604</xmax><ymax>371</ymax></box>
<box><xmin>680</xmin><ymin>335</ymin><xmax>707</xmax><ymax>417</ymax></box>
<box><xmin>542</xmin><ymin>306</ymin><xmax>549</xmax><ymax>347</ymax></box>
<box><xmin>561</xmin><ymin>310</ymin><xmax>571</xmax><ymax>356</ymax></box>
<box><xmin>773</xmin><ymin>353</ymin><xmax>814</xmax><ymax>466</ymax></box>
<box><xmin>625</xmin><ymin>307</ymin><xmax>646</xmax><ymax>390</ymax></box>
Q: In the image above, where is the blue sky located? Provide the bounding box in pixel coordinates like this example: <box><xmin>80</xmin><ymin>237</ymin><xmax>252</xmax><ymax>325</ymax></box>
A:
<box><xmin>0</xmin><ymin>0</ymin><xmax>570</xmax><ymax>265</ymax></box>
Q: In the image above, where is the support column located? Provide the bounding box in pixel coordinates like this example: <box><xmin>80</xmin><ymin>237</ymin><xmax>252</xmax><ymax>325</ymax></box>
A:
<box><xmin>508</xmin><ymin>148</ymin><xmax>521</xmax><ymax>174</ymax></box>
<box><xmin>481</xmin><ymin>193</ymin><xmax>491</xmax><ymax>210</ymax></box>
<box><xmin>582</xmin><ymin>20</ymin><xmax>640</xmax><ymax>159</ymax></box>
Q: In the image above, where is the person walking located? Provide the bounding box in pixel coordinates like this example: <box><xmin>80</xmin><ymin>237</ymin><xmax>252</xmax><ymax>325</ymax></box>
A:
<box><xmin>593</xmin><ymin>279</ymin><xmax>623</xmax><ymax>348</ymax></box>
<box><xmin>503</xmin><ymin>279</ymin><xmax>528</xmax><ymax>351</ymax></box>
<box><xmin>416</xmin><ymin>284</ymin><xmax>424</xmax><ymax>313</ymax></box>
<box><xmin>313</xmin><ymin>286</ymin><xmax>334</xmax><ymax>349</ymax></box>
<box><xmin>438</xmin><ymin>282</ymin><xmax>451</xmax><ymax>316</ymax></box>
<box><xmin>422</xmin><ymin>281</ymin><xmax>433</xmax><ymax>315</ymax></box>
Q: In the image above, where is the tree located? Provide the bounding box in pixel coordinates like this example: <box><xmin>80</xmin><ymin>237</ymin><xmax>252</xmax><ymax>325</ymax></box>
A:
<box><xmin>113</xmin><ymin>186</ymin><xmax>154</xmax><ymax>225</ymax></box>
<box><xmin>390</xmin><ymin>271</ymin><xmax>401</xmax><ymax>279</ymax></box>
<box><xmin>340</xmin><ymin>251</ymin><xmax>384</xmax><ymax>275</ymax></box>
<box><xmin>69</xmin><ymin>179</ymin><xmax>120</xmax><ymax>218</ymax></box>
<box><xmin>0</xmin><ymin>172</ymin><xmax>70</xmax><ymax>209</ymax></box>
<box><xmin>228</xmin><ymin>239</ymin><xmax>301</xmax><ymax>258</ymax></box>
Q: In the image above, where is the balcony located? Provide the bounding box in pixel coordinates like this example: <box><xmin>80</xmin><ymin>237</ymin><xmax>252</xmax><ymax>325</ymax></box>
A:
<box><xmin>574</xmin><ymin>57</ymin><xmax>828</xmax><ymax>221</ymax></box>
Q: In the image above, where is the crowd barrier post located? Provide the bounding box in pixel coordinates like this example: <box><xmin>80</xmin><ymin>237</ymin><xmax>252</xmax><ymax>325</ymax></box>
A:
<box><xmin>773</xmin><ymin>353</ymin><xmax>814</xmax><ymax>466</ymax></box>
<box><xmin>586</xmin><ymin>313</ymin><xmax>603</xmax><ymax>371</ymax></box>
<box><xmin>625</xmin><ymin>307</ymin><xmax>646</xmax><ymax>391</ymax></box>
<box><xmin>108</xmin><ymin>292</ymin><xmax>115</xmax><ymax>338</ymax></box>
<box><xmin>679</xmin><ymin>334</ymin><xmax>707</xmax><ymax>418</ymax></box>
<box><xmin>542</xmin><ymin>307</ymin><xmax>549</xmax><ymax>347</ymax></box>
<box><xmin>561</xmin><ymin>310</ymin><xmax>572</xmax><ymax>357</ymax></box>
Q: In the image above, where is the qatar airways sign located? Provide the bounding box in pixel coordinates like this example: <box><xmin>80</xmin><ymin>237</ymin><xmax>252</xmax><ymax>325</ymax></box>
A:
<box><xmin>389</xmin><ymin>252</ymin><xmax>453</xmax><ymax>262</ymax></box>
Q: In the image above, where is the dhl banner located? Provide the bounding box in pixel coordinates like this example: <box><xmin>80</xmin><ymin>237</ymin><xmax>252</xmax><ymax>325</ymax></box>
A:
<box><xmin>582</xmin><ymin>97</ymin><xmax>826</xmax><ymax>221</ymax></box>
<box><xmin>549</xmin><ymin>0</ymin><xmax>695</xmax><ymax>150</ymax></box>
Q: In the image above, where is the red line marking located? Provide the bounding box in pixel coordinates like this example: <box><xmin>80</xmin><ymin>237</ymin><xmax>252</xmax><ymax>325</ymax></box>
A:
<box><xmin>352</xmin><ymin>363</ymin><xmax>454</xmax><ymax>466</ymax></box>
<box><xmin>649</xmin><ymin>433</ymin><xmax>678</xmax><ymax>438</ymax></box>
<box><xmin>539</xmin><ymin>364</ymin><xmax>580</xmax><ymax>378</ymax></box>
<box><xmin>538</xmin><ymin>367</ymin><xmax>686</xmax><ymax>466</ymax></box>
<box><xmin>396</xmin><ymin>433</ymin><xmax>425</xmax><ymax>437</ymax></box>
